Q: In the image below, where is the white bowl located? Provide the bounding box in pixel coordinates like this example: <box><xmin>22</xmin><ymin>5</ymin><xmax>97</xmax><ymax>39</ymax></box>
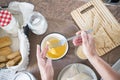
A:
<box><xmin>41</xmin><ymin>33</ymin><xmax>68</xmax><ymax>60</ymax></box>
<box><xmin>13</xmin><ymin>71</ymin><xmax>36</xmax><ymax>80</ymax></box>
<box><xmin>58</xmin><ymin>63</ymin><xmax>97</xmax><ymax>80</ymax></box>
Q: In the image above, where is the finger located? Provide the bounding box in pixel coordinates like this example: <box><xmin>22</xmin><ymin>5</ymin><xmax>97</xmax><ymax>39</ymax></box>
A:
<box><xmin>76</xmin><ymin>37</ymin><xmax>82</xmax><ymax>43</ymax></box>
<box><xmin>77</xmin><ymin>36</ymin><xmax>82</xmax><ymax>41</ymax></box>
<box><xmin>73</xmin><ymin>37</ymin><xmax>77</xmax><ymax>46</ymax></box>
<box><xmin>88</xmin><ymin>34</ymin><xmax>94</xmax><ymax>43</ymax></box>
<box><xmin>73</xmin><ymin>35</ymin><xmax>82</xmax><ymax>45</ymax></box>
<box><xmin>76</xmin><ymin>40</ymin><xmax>82</xmax><ymax>43</ymax></box>
<box><xmin>36</xmin><ymin>44</ymin><xmax>41</xmax><ymax>61</ymax></box>
<box><xmin>73</xmin><ymin>38</ymin><xmax>80</xmax><ymax>46</ymax></box>
<box><xmin>76</xmin><ymin>31</ymin><xmax>81</xmax><ymax>35</ymax></box>
<box><xmin>81</xmin><ymin>31</ymin><xmax>88</xmax><ymax>44</ymax></box>
<box><xmin>73</xmin><ymin>40</ymin><xmax>82</xmax><ymax>46</ymax></box>
<box><xmin>41</xmin><ymin>45</ymin><xmax>49</xmax><ymax>58</ymax></box>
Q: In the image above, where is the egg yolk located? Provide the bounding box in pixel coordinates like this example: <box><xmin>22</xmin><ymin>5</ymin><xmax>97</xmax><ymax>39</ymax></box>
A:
<box><xmin>46</xmin><ymin>38</ymin><xmax>67</xmax><ymax>58</ymax></box>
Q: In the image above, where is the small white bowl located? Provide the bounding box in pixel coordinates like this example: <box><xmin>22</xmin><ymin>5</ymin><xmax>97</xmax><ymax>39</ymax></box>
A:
<box><xmin>13</xmin><ymin>71</ymin><xmax>36</xmax><ymax>80</ymax></box>
<box><xmin>41</xmin><ymin>33</ymin><xmax>68</xmax><ymax>60</ymax></box>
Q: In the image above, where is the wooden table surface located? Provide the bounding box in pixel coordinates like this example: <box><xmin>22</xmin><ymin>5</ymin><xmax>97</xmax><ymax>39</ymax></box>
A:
<box><xmin>1</xmin><ymin>0</ymin><xmax>120</xmax><ymax>80</ymax></box>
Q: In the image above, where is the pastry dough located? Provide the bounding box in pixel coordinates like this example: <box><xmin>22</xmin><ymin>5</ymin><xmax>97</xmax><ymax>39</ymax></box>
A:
<box><xmin>94</xmin><ymin>27</ymin><xmax>114</xmax><ymax>48</ymax></box>
<box><xmin>83</xmin><ymin>12</ymin><xmax>93</xmax><ymax>30</ymax></box>
<box><xmin>92</xmin><ymin>13</ymin><xmax>102</xmax><ymax>35</ymax></box>
<box><xmin>61</xmin><ymin>64</ymin><xmax>79</xmax><ymax>80</ymax></box>
<box><xmin>102</xmin><ymin>21</ymin><xmax>120</xmax><ymax>44</ymax></box>
<box><xmin>67</xmin><ymin>73</ymin><xmax>92</xmax><ymax>80</ymax></box>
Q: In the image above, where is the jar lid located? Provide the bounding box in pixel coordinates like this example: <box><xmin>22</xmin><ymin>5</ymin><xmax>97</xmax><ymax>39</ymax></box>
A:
<box><xmin>13</xmin><ymin>71</ymin><xmax>36</xmax><ymax>80</ymax></box>
<box><xmin>0</xmin><ymin>10</ymin><xmax>12</xmax><ymax>27</ymax></box>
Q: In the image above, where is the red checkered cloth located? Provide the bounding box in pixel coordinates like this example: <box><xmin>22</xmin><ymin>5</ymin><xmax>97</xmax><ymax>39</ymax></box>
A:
<box><xmin>0</xmin><ymin>10</ymin><xmax>12</xmax><ymax>27</ymax></box>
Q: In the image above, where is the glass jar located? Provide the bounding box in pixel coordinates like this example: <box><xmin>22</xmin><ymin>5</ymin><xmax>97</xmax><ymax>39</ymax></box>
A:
<box><xmin>75</xmin><ymin>46</ymin><xmax>87</xmax><ymax>60</ymax></box>
<box><xmin>28</xmin><ymin>12</ymin><xmax>48</xmax><ymax>35</ymax></box>
<box><xmin>0</xmin><ymin>10</ymin><xmax>19</xmax><ymax>37</ymax></box>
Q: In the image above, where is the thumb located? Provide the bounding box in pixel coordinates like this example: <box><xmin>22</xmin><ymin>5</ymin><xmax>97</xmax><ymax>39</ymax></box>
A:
<box><xmin>81</xmin><ymin>31</ymin><xmax>88</xmax><ymax>44</ymax></box>
<box><xmin>36</xmin><ymin>44</ymin><xmax>41</xmax><ymax>59</ymax></box>
<box><xmin>47</xmin><ymin>58</ymin><xmax>52</xmax><ymax>66</ymax></box>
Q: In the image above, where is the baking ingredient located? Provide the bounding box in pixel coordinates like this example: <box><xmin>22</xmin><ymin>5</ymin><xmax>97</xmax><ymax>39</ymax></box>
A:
<box><xmin>0</xmin><ymin>56</ymin><xmax>8</xmax><ymax>62</ymax></box>
<box><xmin>6</xmin><ymin>55</ymin><xmax>21</xmax><ymax>67</ymax></box>
<box><xmin>28</xmin><ymin>12</ymin><xmax>48</xmax><ymax>35</ymax></box>
<box><xmin>66</xmin><ymin>73</ymin><xmax>92</xmax><ymax>80</ymax></box>
<box><xmin>76</xmin><ymin>46</ymin><xmax>86</xmax><ymax>59</ymax></box>
<box><xmin>0</xmin><ymin>36</ymin><xmax>22</xmax><ymax>68</ymax></box>
<box><xmin>7</xmin><ymin>51</ymin><xmax>20</xmax><ymax>59</ymax></box>
<box><xmin>0</xmin><ymin>36</ymin><xmax>12</xmax><ymax>48</ymax></box>
<box><xmin>46</xmin><ymin>38</ymin><xmax>67</xmax><ymax>59</ymax></box>
<box><xmin>0</xmin><ymin>47</ymin><xmax>12</xmax><ymax>56</ymax></box>
<box><xmin>94</xmin><ymin>27</ymin><xmax>114</xmax><ymax>48</ymax></box>
<box><xmin>0</xmin><ymin>63</ymin><xmax>6</xmax><ymax>68</ymax></box>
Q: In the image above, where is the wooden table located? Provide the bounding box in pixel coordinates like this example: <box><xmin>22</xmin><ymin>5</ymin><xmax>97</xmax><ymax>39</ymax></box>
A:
<box><xmin>1</xmin><ymin>0</ymin><xmax>120</xmax><ymax>80</ymax></box>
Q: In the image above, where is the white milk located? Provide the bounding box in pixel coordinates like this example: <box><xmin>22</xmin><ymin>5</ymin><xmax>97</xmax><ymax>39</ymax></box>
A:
<box><xmin>28</xmin><ymin>12</ymin><xmax>48</xmax><ymax>35</ymax></box>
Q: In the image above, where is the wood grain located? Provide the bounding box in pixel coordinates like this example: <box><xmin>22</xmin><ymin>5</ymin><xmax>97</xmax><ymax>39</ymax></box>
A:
<box><xmin>71</xmin><ymin>0</ymin><xmax>120</xmax><ymax>59</ymax></box>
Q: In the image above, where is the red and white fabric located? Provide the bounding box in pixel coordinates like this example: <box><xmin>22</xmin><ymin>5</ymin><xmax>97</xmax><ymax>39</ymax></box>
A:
<box><xmin>0</xmin><ymin>10</ymin><xmax>12</xmax><ymax>27</ymax></box>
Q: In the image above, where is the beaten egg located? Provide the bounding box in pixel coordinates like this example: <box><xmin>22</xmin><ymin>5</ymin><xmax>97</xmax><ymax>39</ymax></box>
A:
<box><xmin>41</xmin><ymin>33</ymin><xmax>68</xmax><ymax>60</ymax></box>
<box><xmin>44</xmin><ymin>37</ymin><xmax>67</xmax><ymax>59</ymax></box>
<box><xmin>47</xmin><ymin>38</ymin><xmax>67</xmax><ymax>58</ymax></box>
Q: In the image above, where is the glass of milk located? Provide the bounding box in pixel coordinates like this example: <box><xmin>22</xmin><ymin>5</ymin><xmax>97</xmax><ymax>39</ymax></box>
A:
<box><xmin>28</xmin><ymin>12</ymin><xmax>48</xmax><ymax>35</ymax></box>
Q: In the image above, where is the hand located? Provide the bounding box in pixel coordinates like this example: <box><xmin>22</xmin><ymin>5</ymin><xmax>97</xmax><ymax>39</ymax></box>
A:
<box><xmin>72</xmin><ymin>31</ymin><xmax>82</xmax><ymax>46</ymax></box>
<box><xmin>73</xmin><ymin>31</ymin><xmax>97</xmax><ymax>58</ymax></box>
<box><xmin>36</xmin><ymin>45</ymin><xmax>54</xmax><ymax>80</ymax></box>
<box><xmin>81</xmin><ymin>31</ymin><xmax>97</xmax><ymax>57</ymax></box>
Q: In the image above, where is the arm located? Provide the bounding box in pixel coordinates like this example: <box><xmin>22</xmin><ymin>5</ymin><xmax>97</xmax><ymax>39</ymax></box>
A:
<box><xmin>36</xmin><ymin>45</ymin><xmax>54</xmax><ymax>80</ymax></box>
<box><xmin>73</xmin><ymin>31</ymin><xmax>120</xmax><ymax>80</ymax></box>
<box><xmin>88</xmin><ymin>54</ymin><xmax>120</xmax><ymax>80</ymax></box>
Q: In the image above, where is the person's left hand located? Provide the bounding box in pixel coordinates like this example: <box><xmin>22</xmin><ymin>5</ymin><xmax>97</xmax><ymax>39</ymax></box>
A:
<box><xmin>36</xmin><ymin>44</ymin><xmax>54</xmax><ymax>80</ymax></box>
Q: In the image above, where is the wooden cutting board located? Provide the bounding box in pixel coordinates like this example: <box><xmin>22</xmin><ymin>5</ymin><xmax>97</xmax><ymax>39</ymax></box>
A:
<box><xmin>71</xmin><ymin>0</ymin><xmax>120</xmax><ymax>59</ymax></box>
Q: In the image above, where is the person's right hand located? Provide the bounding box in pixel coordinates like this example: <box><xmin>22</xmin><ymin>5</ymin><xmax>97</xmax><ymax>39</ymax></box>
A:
<box><xmin>73</xmin><ymin>31</ymin><xmax>97</xmax><ymax>58</ymax></box>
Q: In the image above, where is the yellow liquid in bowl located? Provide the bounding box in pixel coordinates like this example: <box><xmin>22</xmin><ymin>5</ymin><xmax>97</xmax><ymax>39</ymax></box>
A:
<box><xmin>46</xmin><ymin>38</ymin><xmax>67</xmax><ymax>59</ymax></box>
